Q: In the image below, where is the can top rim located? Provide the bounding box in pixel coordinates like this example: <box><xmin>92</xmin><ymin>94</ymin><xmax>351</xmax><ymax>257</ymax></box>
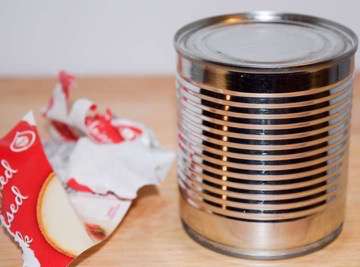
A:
<box><xmin>174</xmin><ymin>11</ymin><xmax>358</xmax><ymax>71</ymax></box>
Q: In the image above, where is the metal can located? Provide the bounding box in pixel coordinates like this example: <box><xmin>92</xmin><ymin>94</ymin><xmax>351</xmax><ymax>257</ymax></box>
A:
<box><xmin>174</xmin><ymin>11</ymin><xmax>358</xmax><ymax>259</ymax></box>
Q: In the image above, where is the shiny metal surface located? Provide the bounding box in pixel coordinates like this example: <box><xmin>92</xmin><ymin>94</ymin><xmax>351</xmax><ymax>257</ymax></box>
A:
<box><xmin>181</xmin><ymin>207</ymin><xmax>343</xmax><ymax>260</ymax></box>
<box><xmin>175</xmin><ymin>12</ymin><xmax>357</xmax><ymax>70</ymax></box>
<box><xmin>174</xmin><ymin>12</ymin><xmax>357</xmax><ymax>259</ymax></box>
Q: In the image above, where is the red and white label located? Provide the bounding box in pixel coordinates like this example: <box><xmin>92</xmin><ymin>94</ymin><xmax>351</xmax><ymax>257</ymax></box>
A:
<box><xmin>0</xmin><ymin>115</ymin><xmax>77</xmax><ymax>267</ymax></box>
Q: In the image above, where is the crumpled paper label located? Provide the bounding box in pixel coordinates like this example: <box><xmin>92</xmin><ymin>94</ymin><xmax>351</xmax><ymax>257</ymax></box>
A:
<box><xmin>0</xmin><ymin>72</ymin><xmax>174</xmax><ymax>267</ymax></box>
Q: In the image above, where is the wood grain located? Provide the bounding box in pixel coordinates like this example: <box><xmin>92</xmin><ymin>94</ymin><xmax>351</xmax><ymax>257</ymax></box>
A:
<box><xmin>0</xmin><ymin>75</ymin><xmax>359</xmax><ymax>267</ymax></box>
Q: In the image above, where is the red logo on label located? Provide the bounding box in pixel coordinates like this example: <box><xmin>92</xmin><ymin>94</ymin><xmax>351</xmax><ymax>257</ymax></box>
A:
<box><xmin>10</xmin><ymin>130</ymin><xmax>36</xmax><ymax>152</ymax></box>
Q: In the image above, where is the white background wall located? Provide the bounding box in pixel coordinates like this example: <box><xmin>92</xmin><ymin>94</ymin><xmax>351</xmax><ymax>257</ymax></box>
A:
<box><xmin>0</xmin><ymin>0</ymin><xmax>359</xmax><ymax>76</ymax></box>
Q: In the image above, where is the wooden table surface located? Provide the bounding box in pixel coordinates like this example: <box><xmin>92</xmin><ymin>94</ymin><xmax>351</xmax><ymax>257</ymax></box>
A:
<box><xmin>0</xmin><ymin>75</ymin><xmax>359</xmax><ymax>267</ymax></box>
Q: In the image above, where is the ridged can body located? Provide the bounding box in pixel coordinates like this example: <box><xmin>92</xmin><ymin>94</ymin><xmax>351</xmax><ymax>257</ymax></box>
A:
<box><xmin>174</xmin><ymin>12</ymin><xmax>358</xmax><ymax>259</ymax></box>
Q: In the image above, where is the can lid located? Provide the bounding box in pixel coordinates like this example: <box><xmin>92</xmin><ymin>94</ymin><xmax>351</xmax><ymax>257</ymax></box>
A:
<box><xmin>175</xmin><ymin>12</ymin><xmax>358</xmax><ymax>70</ymax></box>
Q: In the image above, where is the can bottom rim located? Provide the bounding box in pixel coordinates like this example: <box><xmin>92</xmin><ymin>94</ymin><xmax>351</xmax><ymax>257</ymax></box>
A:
<box><xmin>182</xmin><ymin>220</ymin><xmax>343</xmax><ymax>260</ymax></box>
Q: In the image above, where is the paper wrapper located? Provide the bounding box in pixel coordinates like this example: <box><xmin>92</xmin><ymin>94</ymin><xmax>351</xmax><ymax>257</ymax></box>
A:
<box><xmin>0</xmin><ymin>72</ymin><xmax>174</xmax><ymax>267</ymax></box>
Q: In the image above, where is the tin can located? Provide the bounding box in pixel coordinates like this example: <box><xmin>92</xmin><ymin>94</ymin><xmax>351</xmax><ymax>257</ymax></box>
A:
<box><xmin>174</xmin><ymin>11</ymin><xmax>358</xmax><ymax>259</ymax></box>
